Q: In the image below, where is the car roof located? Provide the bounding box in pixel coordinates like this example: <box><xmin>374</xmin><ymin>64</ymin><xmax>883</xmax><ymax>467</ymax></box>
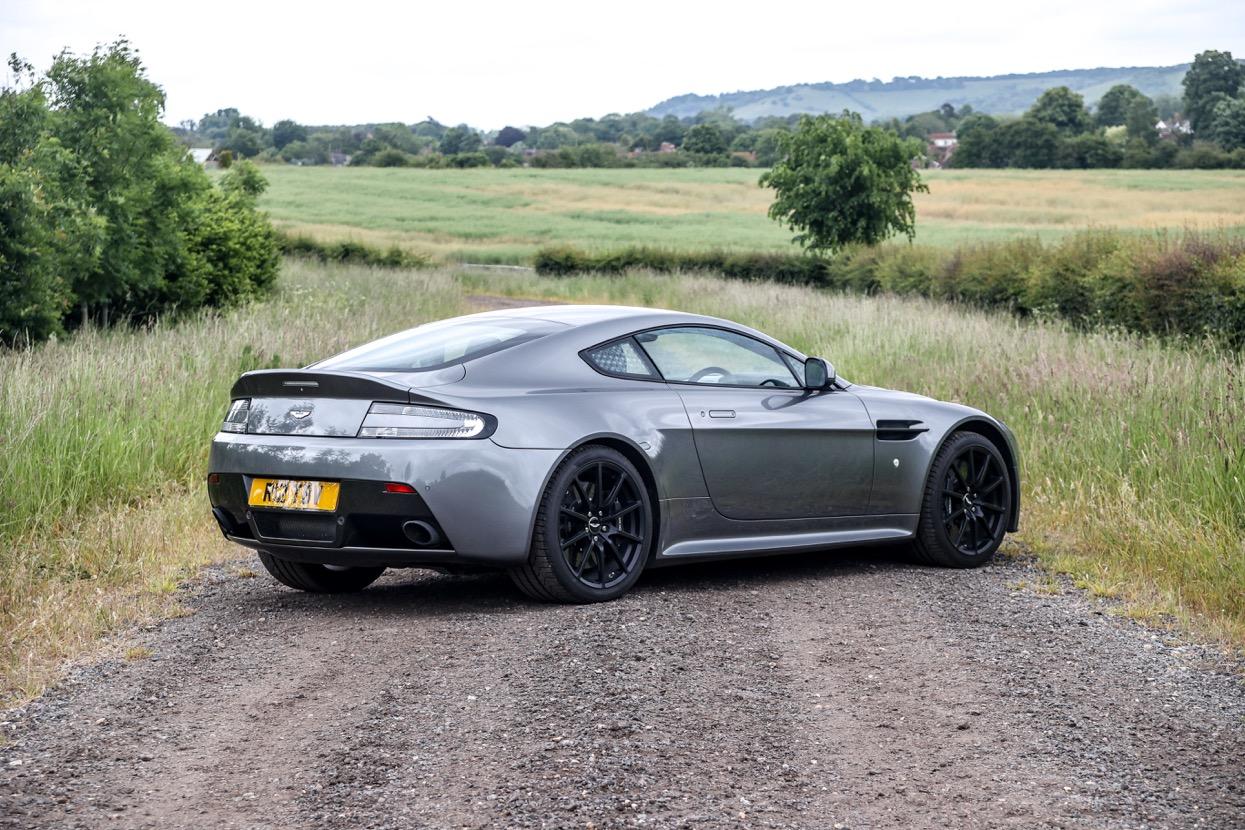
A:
<box><xmin>461</xmin><ymin>304</ymin><xmax>702</xmax><ymax>327</ymax></box>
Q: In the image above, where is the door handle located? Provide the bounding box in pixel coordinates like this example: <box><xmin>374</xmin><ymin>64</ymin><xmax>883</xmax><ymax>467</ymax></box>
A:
<box><xmin>708</xmin><ymin>409</ymin><xmax>736</xmax><ymax>419</ymax></box>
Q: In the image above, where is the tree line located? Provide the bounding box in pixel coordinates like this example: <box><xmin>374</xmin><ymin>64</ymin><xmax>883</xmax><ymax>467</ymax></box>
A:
<box><xmin>952</xmin><ymin>50</ymin><xmax>1245</xmax><ymax>169</ymax></box>
<box><xmin>184</xmin><ymin>50</ymin><xmax>1245</xmax><ymax>171</ymax></box>
<box><xmin>1</xmin><ymin>42</ymin><xmax>279</xmax><ymax>346</ymax></box>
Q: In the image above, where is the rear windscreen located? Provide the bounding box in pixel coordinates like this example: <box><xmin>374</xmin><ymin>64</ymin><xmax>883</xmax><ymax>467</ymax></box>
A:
<box><xmin>314</xmin><ymin>317</ymin><xmax>565</xmax><ymax>372</ymax></box>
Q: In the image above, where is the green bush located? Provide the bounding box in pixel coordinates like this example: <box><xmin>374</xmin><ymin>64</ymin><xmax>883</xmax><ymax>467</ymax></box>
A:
<box><xmin>0</xmin><ymin>43</ymin><xmax>279</xmax><ymax>344</ymax></box>
<box><xmin>533</xmin><ymin>231</ymin><xmax>1245</xmax><ymax>347</ymax></box>
<box><xmin>275</xmin><ymin>232</ymin><xmax>429</xmax><ymax>269</ymax></box>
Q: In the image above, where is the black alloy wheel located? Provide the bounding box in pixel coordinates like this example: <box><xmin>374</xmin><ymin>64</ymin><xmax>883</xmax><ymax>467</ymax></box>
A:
<box><xmin>510</xmin><ymin>445</ymin><xmax>652</xmax><ymax>602</ymax></box>
<box><xmin>913</xmin><ymin>431</ymin><xmax>1012</xmax><ymax>568</ymax></box>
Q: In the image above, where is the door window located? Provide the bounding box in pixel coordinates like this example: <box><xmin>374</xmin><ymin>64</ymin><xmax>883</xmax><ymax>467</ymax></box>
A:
<box><xmin>636</xmin><ymin>327</ymin><xmax>799</xmax><ymax>388</ymax></box>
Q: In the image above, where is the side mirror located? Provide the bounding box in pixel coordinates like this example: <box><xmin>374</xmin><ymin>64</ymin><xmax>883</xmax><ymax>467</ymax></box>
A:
<box><xmin>804</xmin><ymin>357</ymin><xmax>835</xmax><ymax>389</ymax></box>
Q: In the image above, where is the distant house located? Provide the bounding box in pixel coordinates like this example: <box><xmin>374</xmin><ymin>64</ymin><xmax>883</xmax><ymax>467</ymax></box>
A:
<box><xmin>658</xmin><ymin>141</ymin><xmax>677</xmax><ymax>153</ymax></box>
<box><xmin>329</xmin><ymin>152</ymin><xmax>351</xmax><ymax>167</ymax></box>
<box><xmin>926</xmin><ymin>131</ymin><xmax>958</xmax><ymax>165</ymax></box>
<box><xmin>189</xmin><ymin>147</ymin><xmax>217</xmax><ymax>167</ymax></box>
<box><xmin>1156</xmin><ymin>117</ymin><xmax>1193</xmax><ymax>140</ymax></box>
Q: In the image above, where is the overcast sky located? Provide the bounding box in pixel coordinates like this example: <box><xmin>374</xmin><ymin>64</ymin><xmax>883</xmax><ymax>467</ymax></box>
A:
<box><xmin>3</xmin><ymin>0</ymin><xmax>1240</xmax><ymax>129</ymax></box>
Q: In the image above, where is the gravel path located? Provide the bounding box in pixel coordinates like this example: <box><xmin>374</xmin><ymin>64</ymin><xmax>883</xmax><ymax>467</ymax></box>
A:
<box><xmin>2</xmin><ymin>550</ymin><xmax>1243</xmax><ymax>829</ymax></box>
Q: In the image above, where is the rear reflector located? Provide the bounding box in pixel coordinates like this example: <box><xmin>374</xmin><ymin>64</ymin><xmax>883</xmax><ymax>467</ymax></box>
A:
<box><xmin>384</xmin><ymin>482</ymin><xmax>417</xmax><ymax>494</ymax></box>
<box><xmin>207</xmin><ymin>473</ymin><xmax>221</xmax><ymax>485</ymax></box>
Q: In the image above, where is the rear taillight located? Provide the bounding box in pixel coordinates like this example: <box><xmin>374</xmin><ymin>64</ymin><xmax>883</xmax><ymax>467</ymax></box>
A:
<box><xmin>357</xmin><ymin>403</ymin><xmax>488</xmax><ymax>439</ymax></box>
<box><xmin>221</xmin><ymin>399</ymin><xmax>250</xmax><ymax>433</ymax></box>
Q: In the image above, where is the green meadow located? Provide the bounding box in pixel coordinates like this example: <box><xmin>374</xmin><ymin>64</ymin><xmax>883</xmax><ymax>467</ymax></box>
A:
<box><xmin>258</xmin><ymin>166</ymin><xmax>1245</xmax><ymax>263</ymax></box>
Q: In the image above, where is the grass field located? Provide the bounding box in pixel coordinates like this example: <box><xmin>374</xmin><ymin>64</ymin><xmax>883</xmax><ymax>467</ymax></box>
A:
<box><xmin>4</xmin><ymin>257</ymin><xmax>1243</xmax><ymax>705</ymax></box>
<box><xmin>258</xmin><ymin>166</ymin><xmax>1245</xmax><ymax>263</ymax></box>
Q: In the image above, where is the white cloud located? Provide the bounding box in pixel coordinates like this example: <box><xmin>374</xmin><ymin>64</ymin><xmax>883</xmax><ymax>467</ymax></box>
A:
<box><xmin>2</xmin><ymin>0</ymin><xmax>1239</xmax><ymax>128</ymax></box>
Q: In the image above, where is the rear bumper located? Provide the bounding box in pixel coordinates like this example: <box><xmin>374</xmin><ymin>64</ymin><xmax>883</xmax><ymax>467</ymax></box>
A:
<box><xmin>208</xmin><ymin>433</ymin><xmax>561</xmax><ymax>566</ymax></box>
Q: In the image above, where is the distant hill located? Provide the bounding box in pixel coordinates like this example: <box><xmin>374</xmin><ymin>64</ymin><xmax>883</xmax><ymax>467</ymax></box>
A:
<box><xmin>647</xmin><ymin>65</ymin><xmax>1189</xmax><ymax>122</ymax></box>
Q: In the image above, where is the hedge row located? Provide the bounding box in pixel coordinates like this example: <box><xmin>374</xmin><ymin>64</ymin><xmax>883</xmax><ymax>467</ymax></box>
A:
<box><xmin>275</xmin><ymin>232</ymin><xmax>429</xmax><ymax>269</ymax></box>
<box><xmin>534</xmin><ymin>233</ymin><xmax>1245</xmax><ymax>347</ymax></box>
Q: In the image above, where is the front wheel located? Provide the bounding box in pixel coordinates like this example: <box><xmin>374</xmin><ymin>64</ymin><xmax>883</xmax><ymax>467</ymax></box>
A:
<box><xmin>510</xmin><ymin>445</ymin><xmax>653</xmax><ymax>603</ymax></box>
<box><xmin>257</xmin><ymin>551</ymin><xmax>385</xmax><ymax>593</ymax></box>
<box><xmin>912</xmin><ymin>431</ymin><xmax>1012</xmax><ymax>568</ymax></box>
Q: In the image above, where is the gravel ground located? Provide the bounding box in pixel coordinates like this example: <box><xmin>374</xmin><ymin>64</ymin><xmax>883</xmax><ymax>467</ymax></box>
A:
<box><xmin>2</xmin><ymin>549</ymin><xmax>1244</xmax><ymax>830</ymax></box>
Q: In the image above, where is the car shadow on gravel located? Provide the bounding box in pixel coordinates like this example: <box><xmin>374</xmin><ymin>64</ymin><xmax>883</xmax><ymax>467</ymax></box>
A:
<box><xmin>229</xmin><ymin>544</ymin><xmax>934</xmax><ymax>616</ymax></box>
<box><xmin>635</xmin><ymin>544</ymin><xmax>930</xmax><ymax>595</ymax></box>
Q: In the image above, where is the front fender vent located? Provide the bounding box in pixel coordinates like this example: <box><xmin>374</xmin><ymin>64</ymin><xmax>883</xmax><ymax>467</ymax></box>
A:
<box><xmin>876</xmin><ymin>420</ymin><xmax>929</xmax><ymax>441</ymax></box>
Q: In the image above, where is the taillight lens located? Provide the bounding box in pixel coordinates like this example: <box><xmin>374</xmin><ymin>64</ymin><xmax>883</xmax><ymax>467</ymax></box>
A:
<box><xmin>221</xmin><ymin>399</ymin><xmax>250</xmax><ymax>433</ymax></box>
<box><xmin>357</xmin><ymin>403</ymin><xmax>487</xmax><ymax>439</ymax></box>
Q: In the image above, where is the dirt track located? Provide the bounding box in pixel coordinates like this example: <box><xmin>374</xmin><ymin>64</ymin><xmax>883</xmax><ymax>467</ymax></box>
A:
<box><xmin>3</xmin><ymin>549</ymin><xmax>1244</xmax><ymax>829</ymax></box>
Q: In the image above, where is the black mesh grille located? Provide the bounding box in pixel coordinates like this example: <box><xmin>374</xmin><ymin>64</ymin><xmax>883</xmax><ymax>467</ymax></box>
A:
<box><xmin>253</xmin><ymin>512</ymin><xmax>336</xmax><ymax>543</ymax></box>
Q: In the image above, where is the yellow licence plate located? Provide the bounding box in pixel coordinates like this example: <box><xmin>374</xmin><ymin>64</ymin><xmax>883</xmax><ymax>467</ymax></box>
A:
<box><xmin>248</xmin><ymin>478</ymin><xmax>340</xmax><ymax>512</ymax></box>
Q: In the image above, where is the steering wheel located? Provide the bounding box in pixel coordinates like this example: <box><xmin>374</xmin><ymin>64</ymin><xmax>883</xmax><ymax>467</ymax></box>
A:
<box><xmin>688</xmin><ymin>366</ymin><xmax>730</xmax><ymax>383</ymax></box>
<box><xmin>759</xmin><ymin>378</ymin><xmax>790</xmax><ymax>388</ymax></box>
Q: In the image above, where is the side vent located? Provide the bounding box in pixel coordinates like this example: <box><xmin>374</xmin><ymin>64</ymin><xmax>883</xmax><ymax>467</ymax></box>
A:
<box><xmin>876</xmin><ymin>419</ymin><xmax>929</xmax><ymax>441</ymax></box>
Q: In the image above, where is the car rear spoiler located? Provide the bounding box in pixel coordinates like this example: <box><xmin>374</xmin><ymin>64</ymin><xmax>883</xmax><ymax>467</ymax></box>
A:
<box><xmin>230</xmin><ymin>370</ymin><xmax>416</xmax><ymax>402</ymax></box>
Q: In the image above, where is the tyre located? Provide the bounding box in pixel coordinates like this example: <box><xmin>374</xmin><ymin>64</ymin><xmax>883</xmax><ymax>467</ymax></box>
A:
<box><xmin>912</xmin><ymin>431</ymin><xmax>1012</xmax><ymax>568</ymax></box>
<box><xmin>510</xmin><ymin>445</ymin><xmax>653</xmax><ymax>603</ymax></box>
<box><xmin>257</xmin><ymin>551</ymin><xmax>385</xmax><ymax>593</ymax></box>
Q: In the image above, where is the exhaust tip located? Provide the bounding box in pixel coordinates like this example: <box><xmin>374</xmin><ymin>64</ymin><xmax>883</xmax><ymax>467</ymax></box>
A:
<box><xmin>402</xmin><ymin>520</ymin><xmax>441</xmax><ymax>547</ymax></box>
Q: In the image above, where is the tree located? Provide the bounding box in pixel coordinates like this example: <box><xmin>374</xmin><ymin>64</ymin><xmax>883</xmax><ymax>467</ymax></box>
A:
<box><xmin>271</xmin><ymin>119</ymin><xmax>306</xmax><ymax>150</ymax></box>
<box><xmin>997</xmin><ymin>119</ymin><xmax>1061</xmax><ymax>167</ymax></box>
<box><xmin>682</xmin><ymin>123</ymin><xmax>727</xmax><ymax>155</ymax></box>
<box><xmin>1027</xmin><ymin>87</ymin><xmax>1092</xmax><ymax>133</ymax></box>
<box><xmin>221</xmin><ymin>126</ymin><xmax>264</xmax><ymax>157</ymax></box>
<box><xmin>950</xmin><ymin>114</ymin><xmax>1003</xmax><ymax>167</ymax></box>
<box><xmin>1096</xmin><ymin>85</ymin><xmax>1151</xmax><ymax>127</ymax></box>
<box><xmin>0</xmin><ymin>41</ymin><xmax>278</xmax><ymax>341</ymax></box>
<box><xmin>1056</xmin><ymin>133</ymin><xmax>1122</xmax><ymax>169</ymax></box>
<box><xmin>753</xmin><ymin>129</ymin><xmax>787</xmax><ymax>166</ymax></box>
<box><xmin>1124</xmin><ymin>96</ymin><xmax>1160</xmax><ymax>144</ymax></box>
<box><xmin>1183</xmin><ymin>50</ymin><xmax>1244</xmax><ymax>132</ymax></box>
<box><xmin>438</xmin><ymin>125</ymin><xmax>482</xmax><ymax>155</ymax></box>
<box><xmin>494</xmin><ymin>125</ymin><xmax>526</xmax><ymax>147</ymax></box>
<box><xmin>759</xmin><ymin>112</ymin><xmax>928</xmax><ymax>255</ymax></box>
<box><xmin>1210</xmin><ymin>95</ymin><xmax>1245</xmax><ymax>151</ymax></box>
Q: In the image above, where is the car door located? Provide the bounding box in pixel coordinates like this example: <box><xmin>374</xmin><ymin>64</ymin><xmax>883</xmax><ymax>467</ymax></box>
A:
<box><xmin>635</xmin><ymin>326</ymin><xmax>874</xmax><ymax>520</ymax></box>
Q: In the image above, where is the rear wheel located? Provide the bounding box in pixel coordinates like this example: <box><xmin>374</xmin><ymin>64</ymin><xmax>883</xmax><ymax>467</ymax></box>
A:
<box><xmin>257</xmin><ymin>551</ymin><xmax>385</xmax><ymax>593</ymax></box>
<box><xmin>510</xmin><ymin>445</ymin><xmax>652</xmax><ymax>603</ymax></box>
<box><xmin>912</xmin><ymin>431</ymin><xmax>1012</xmax><ymax>568</ymax></box>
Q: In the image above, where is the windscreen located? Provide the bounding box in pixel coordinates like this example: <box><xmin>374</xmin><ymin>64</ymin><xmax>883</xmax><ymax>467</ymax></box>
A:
<box><xmin>313</xmin><ymin>317</ymin><xmax>565</xmax><ymax>372</ymax></box>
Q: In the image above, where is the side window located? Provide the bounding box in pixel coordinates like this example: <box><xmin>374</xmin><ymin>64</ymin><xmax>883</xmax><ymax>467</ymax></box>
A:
<box><xmin>583</xmin><ymin>338</ymin><xmax>658</xmax><ymax>379</ymax></box>
<box><xmin>636</xmin><ymin>327</ymin><xmax>800</xmax><ymax>388</ymax></box>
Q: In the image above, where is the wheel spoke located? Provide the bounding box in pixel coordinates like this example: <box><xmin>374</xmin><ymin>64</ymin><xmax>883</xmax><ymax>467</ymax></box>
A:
<box><xmin>942</xmin><ymin>488</ymin><xmax>964</xmax><ymax>500</ymax></box>
<box><xmin>967</xmin><ymin>515</ymin><xmax>979</xmax><ymax>552</ymax></box>
<box><xmin>943</xmin><ymin>507</ymin><xmax>966</xmax><ymax>525</ymax></box>
<box><xmin>560</xmin><ymin>528</ymin><xmax>588</xmax><ymax>550</ymax></box>
<box><xmin>595</xmin><ymin>463</ymin><xmax>604</xmax><ymax>510</ymax></box>
<box><xmin>572</xmin><ymin>479</ymin><xmax>591</xmax><ymax>509</ymax></box>
<box><xmin>612</xmin><ymin>529</ymin><xmax>642</xmax><ymax>543</ymax></box>
<box><xmin>597</xmin><ymin>539</ymin><xmax>606</xmax><ymax>584</ymax></box>
<box><xmin>604</xmin><ymin>471</ymin><xmax>625</xmax><ymax>510</ymax></box>
<box><xmin>602</xmin><ymin>536</ymin><xmax>627</xmax><ymax>572</ymax></box>
<box><xmin>977</xmin><ymin>500</ymin><xmax>1005</xmax><ymax>513</ymax></box>
<box><xmin>975</xmin><ymin>453</ymin><xmax>991</xmax><ymax>487</ymax></box>
<box><xmin>979</xmin><ymin>477</ymin><xmax>1005</xmax><ymax>496</ymax></box>
<box><xmin>953</xmin><ymin>520</ymin><xmax>967</xmax><ymax>547</ymax></box>
<box><xmin>950</xmin><ymin>463</ymin><xmax>970</xmax><ymax>490</ymax></box>
<box><xmin>561</xmin><ymin>506</ymin><xmax>588</xmax><ymax>523</ymax></box>
<box><xmin>966</xmin><ymin>451</ymin><xmax>976</xmax><ymax>488</ymax></box>
<box><xmin>606</xmin><ymin>501</ymin><xmax>641</xmax><ymax>521</ymax></box>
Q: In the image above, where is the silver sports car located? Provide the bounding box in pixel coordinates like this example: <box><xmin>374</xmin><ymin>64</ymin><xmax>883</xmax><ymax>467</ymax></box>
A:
<box><xmin>208</xmin><ymin>305</ymin><xmax>1020</xmax><ymax>602</ymax></box>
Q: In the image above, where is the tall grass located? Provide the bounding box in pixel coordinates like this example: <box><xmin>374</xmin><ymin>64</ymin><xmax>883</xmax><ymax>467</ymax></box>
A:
<box><xmin>0</xmin><ymin>261</ymin><xmax>467</xmax><ymax>703</ymax></box>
